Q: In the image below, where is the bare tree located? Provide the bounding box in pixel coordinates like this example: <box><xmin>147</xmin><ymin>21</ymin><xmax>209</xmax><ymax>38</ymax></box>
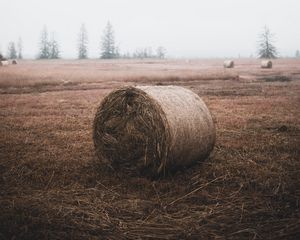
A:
<box><xmin>38</xmin><ymin>26</ymin><xmax>50</xmax><ymax>59</ymax></box>
<box><xmin>17</xmin><ymin>37</ymin><xmax>23</xmax><ymax>59</ymax></box>
<box><xmin>133</xmin><ymin>47</ymin><xmax>154</xmax><ymax>59</ymax></box>
<box><xmin>257</xmin><ymin>26</ymin><xmax>278</xmax><ymax>59</ymax></box>
<box><xmin>78</xmin><ymin>23</ymin><xmax>88</xmax><ymax>59</ymax></box>
<box><xmin>122</xmin><ymin>52</ymin><xmax>131</xmax><ymax>59</ymax></box>
<box><xmin>133</xmin><ymin>48</ymin><xmax>145</xmax><ymax>59</ymax></box>
<box><xmin>295</xmin><ymin>50</ymin><xmax>300</xmax><ymax>58</ymax></box>
<box><xmin>7</xmin><ymin>42</ymin><xmax>17</xmax><ymax>59</ymax></box>
<box><xmin>100</xmin><ymin>22</ymin><xmax>116</xmax><ymax>59</ymax></box>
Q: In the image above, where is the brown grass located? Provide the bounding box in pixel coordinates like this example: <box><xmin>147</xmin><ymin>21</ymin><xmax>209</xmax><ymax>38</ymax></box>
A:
<box><xmin>0</xmin><ymin>58</ymin><xmax>299</xmax><ymax>239</ymax></box>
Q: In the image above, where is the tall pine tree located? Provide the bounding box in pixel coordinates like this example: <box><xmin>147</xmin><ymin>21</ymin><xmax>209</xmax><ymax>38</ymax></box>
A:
<box><xmin>17</xmin><ymin>37</ymin><xmax>23</xmax><ymax>59</ymax></box>
<box><xmin>78</xmin><ymin>24</ymin><xmax>88</xmax><ymax>59</ymax></box>
<box><xmin>49</xmin><ymin>33</ymin><xmax>60</xmax><ymax>59</ymax></box>
<box><xmin>100</xmin><ymin>22</ymin><xmax>116</xmax><ymax>59</ymax></box>
<box><xmin>7</xmin><ymin>42</ymin><xmax>17</xmax><ymax>59</ymax></box>
<box><xmin>258</xmin><ymin>26</ymin><xmax>278</xmax><ymax>59</ymax></box>
<box><xmin>39</xmin><ymin>26</ymin><xmax>50</xmax><ymax>59</ymax></box>
<box><xmin>156</xmin><ymin>46</ymin><xmax>166</xmax><ymax>59</ymax></box>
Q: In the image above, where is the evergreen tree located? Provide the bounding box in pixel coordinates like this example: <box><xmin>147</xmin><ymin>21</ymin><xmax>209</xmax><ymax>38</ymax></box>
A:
<box><xmin>39</xmin><ymin>26</ymin><xmax>50</xmax><ymax>59</ymax></box>
<box><xmin>100</xmin><ymin>22</ymin><xmax>116</xmax><ymax>59</ymax></box>
<box><xmin>156</xmin><ymin>46</ymin><xmax>166</xmax><ymax>59</ymax></box>
<box><xmin>7</xmin><ymin>42</ymin><xmax>17</xmax><ymax>59</ymax></box>
<box><xmin>78</xmin><ymin>24</ymin><xmax>88</xmax><ymax>59</ymax></box>
<box><xmin>49</xmin><ymin>33</ymin><xmax>60</xmax><ymax>59</ymax></box>
<box><xmin>0</xmin><ymin>46</ymin><xmax>6</xmax><ymax>60</ymax></box>
<box><xmin>17</xmin><ymin>37</ymin><xmax>23</xmax><ymax>59</ymax></box>
<box><xmin>257</xmin><ymin>26</ymin><xmax>278</xmax><ymax>59</ymax></box>
<box><xmin>115</xmin><ymin>46</ymin><xmax>120</xmax><ymax>58</ymax></box>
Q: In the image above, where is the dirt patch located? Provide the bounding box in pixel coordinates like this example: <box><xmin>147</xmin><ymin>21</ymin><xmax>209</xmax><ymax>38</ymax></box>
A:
<box><xmin>258</xmin><ymin>75</ymin><xmax>292</xmax><ymax>82</ymax></box>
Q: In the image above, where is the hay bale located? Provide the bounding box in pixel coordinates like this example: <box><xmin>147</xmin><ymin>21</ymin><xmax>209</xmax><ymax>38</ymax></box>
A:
<box><xmin>0</xmin><ymin>60</ymin><xmax>9</xmax><ymax>66</ymax></box>
<box><xmin>261</xmin><ymin>60</ymin><xmax>272</xmax><ymax>68</ymax></box>
<box><xmin>12</xmin><ymin>59</ymin><xmax>17</xmax><ymax>64</ymax></box>
<box><xmin>93</xmin><ymin>86</ymin><xmax>216</xmax><ymax>176</ymax></box>
<box><xmin>224</xmin><ymin>60</ymin><xmax>234</xmax><ymax>68</ymax></box>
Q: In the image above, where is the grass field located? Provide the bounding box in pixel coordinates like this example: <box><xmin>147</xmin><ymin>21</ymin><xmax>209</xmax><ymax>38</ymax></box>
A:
<box><xmin>0</xmin><ymin>59</ymin><xmax>299</xmax><ymax>239</ymax></box>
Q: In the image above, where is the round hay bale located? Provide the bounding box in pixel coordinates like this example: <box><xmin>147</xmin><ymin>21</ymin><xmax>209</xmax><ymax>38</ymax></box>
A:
<box><xmin>12</xmin><ymin>59</ymin><xmax>17</xmax><ymax>64</ymax></box>
<box><xmin>261</xmin><ymin>60</ymin><xmax>272</xmax><ymax>68</ymax></box>
<box><xmin>224</xmin><ymin>60</ymin><xmax>234</xmax><ymax>68</ymax></box>
<box><xmin>0</xmin><ymin>60</ymin><xmax>9</xmax><ymax>66</ymax></box>
<box><xmin>93</xmin><ymin>86</ymin><xmax>216</xmax><ymax>176</ymax></box>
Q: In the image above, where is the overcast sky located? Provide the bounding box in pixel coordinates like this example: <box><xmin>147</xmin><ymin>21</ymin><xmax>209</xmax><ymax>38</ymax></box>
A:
<box><xmin>0</xmin><ymin>0</ymin><xmax>299</xmax><ymax>58</ymax></box>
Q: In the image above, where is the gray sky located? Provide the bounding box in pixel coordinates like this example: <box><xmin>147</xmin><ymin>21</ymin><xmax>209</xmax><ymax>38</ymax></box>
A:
<box><xmin>0</xmin><ymin>0</ymin><xmax>299</xmax><ymax>58</ymax></box>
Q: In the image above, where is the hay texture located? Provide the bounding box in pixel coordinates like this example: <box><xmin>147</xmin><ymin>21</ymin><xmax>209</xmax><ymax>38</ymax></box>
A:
<box><xmin>0</xmin><ymin>60</ymin><xmax>9</xmax><ymax>66</ymax></box>
<box><xmin>93</xmin><ymin>86</ymin><xmax>216</xmax><ymax>176</ymax></box>
<box><xmin>223</xmin><ymin>60</ymin><xmax>234</xmax><ymax>68</ymax></box>
<box><xmin>261</xmin><ymin>60</ymin><xmax>272</xmax><ymax>68</ymax></box>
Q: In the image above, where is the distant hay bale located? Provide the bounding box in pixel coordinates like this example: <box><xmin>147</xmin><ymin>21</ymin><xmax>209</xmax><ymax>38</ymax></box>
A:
<box><xmin>0</xmin><ymin>60</ymin><xmax>9</xmax><ymax>66</ymax></box>
<box><xmin>93</xmin><ymin>86</ymin><xmax>216</xmax><ymax>176</ymax></box>
<box><xmin>224</xmin><ymin>60</ymin><xmax>234</xmax><ymax>68</ymax></box>
<box><xmin>12</xmin><ymin>59</ymin><xmax>17</xmax><ymax>64</ymax></box>
<box><xmin>261</xmin><ymin>60</ymin><xmax>272</xmax><ymax>68</ymax></box>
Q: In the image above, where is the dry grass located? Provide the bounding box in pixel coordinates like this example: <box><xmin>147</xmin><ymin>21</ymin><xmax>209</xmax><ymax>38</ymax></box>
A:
<box><xmin>0</xmin><ymin>59</ymin><xmax>239</xmax><ymax>92</ymax></box>
<box><xmin>0</xmin><ymin>59</ymin><xmax>299</xmax><ymax>239</ymax></box>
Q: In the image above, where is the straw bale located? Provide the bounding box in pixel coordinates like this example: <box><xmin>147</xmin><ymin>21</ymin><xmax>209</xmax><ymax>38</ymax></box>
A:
<box><xmin>223</xmin><ymin>60</ymin><xmax>234</xmax><ymax>68</ymax></box>
<box><xmin>93</xmin><ymin>86</ymin><xmax>216</xmax><ymax>176</ymax></box>
<box><xmin>261</xmin><ymin>60</ymin><xmax>272</xmax><ymax>68</ymax></box>
<box><xmin>0</xmin><ymin>60</ymin><xmax>9</xmax><ymax>66</ymax></box>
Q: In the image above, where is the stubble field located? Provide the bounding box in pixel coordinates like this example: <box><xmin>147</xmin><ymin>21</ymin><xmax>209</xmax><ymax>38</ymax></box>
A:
<box><xmin>0</xmin><ymin>58</ymin><xmax>299</xmax><ymax>239</ymax></box>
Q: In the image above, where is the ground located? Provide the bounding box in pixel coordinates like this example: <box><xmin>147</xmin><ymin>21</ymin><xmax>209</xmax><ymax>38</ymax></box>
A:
<box><xmin>0</xmin><ymin>59</ymin><xmax>299</xmax><ymax>239</ymax></box>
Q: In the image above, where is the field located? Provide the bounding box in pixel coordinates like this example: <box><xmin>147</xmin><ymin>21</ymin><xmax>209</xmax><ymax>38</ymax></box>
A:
<box><xmin>0</xmin><ymin>59</ymin><xmax>299</xmax><ymax>239</ymax></box>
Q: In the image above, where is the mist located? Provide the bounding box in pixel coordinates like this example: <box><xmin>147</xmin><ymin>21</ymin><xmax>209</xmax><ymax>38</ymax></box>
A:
<box><xmin>0</xmin><ymin>0</ymin><xmax>299</xmax><ymax>58</ymax></box>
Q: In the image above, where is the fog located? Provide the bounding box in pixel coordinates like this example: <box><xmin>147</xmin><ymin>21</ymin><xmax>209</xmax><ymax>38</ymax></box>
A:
<box><xmin>0</xmin><ymin>0</ymin><xmax>299</xmax><ymax>58</ymax></box>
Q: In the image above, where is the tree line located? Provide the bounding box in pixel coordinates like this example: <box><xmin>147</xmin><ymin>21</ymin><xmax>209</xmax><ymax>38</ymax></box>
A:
<box><xmin>37</xmin><ymin>22</ymin><xmax>167</xmax><ymax>60</ymax></box>
<box><xmin>38</xmin><ymin>26</ymin><xmax>60</xmax><ymax>59</ymax></box>
<box><xmin>76</xmin><ymin>22</ymin><xmax>166</xmax><ymax>59</ymax></box>
<box><xmin>3</xmin><ymin>38</ymin><xmax>23</xmax><ymax>60</ymax></box>
<box><xmin>2</xmin><ymin>25</ymin><xmax>300</xmax><ymax>60</ymax></box>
